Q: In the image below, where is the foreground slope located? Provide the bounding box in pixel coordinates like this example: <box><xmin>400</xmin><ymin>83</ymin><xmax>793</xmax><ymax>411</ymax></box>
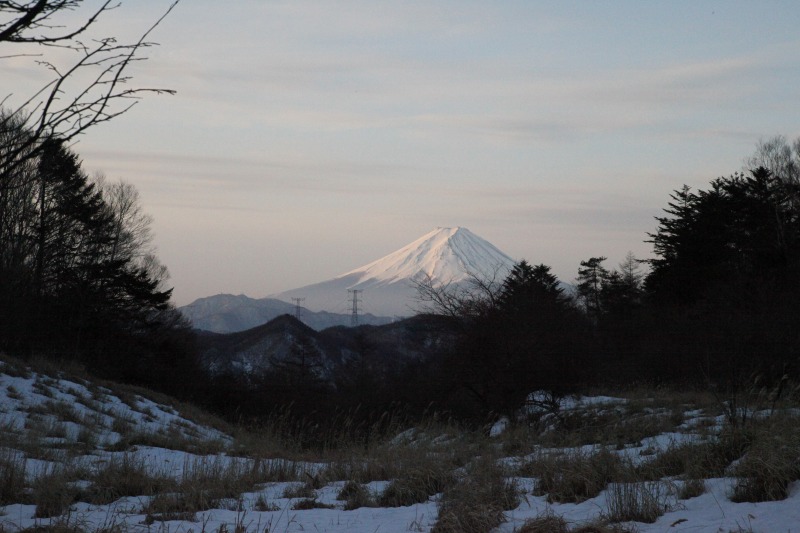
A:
<box><xmin>2</xmin><ymin>353</ymin><xmax>798</xmax><ymax>532</ymax></box>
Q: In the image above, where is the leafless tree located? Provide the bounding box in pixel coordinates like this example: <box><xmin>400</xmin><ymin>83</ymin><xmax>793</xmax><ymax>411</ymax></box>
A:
<box><xmin>96</xmin><ymin>174</ymin><xmax>170</xmax><ymax>291</ymax></box>
<box><xmin>411</xmin><ymin>265</ymin><xmax>507</xmax><ymax>320</ymax></box>
<box><xmin>744</xmin><ymin>135</ymin><xmax>800</xmax><ymax>186</ymax></box>
<box><xmin>1</xmin><ymin>0</ymin><xmax>179</xmax><ymax>182</ymax></box>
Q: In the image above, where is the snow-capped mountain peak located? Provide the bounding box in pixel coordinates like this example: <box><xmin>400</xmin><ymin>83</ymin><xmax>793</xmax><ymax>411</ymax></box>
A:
<box><xmin>341</xmin><ymin>226</ymin><xmax>514</xmax><ymax>287</ymax></box>
<box><xmin>272</xmin><ymin>227</ymin><xmax>515</xmax><ymax>317</ymax></box>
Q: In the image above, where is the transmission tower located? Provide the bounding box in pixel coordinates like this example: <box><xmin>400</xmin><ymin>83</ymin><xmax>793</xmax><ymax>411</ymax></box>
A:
<box><xmin>291</xmin><ymin>297</ymin><xmax>305</xmax><ymax>320</ymax></box>
<box><xmin>348</xmin><ymin>289</ymin><xmax>362</xmax><ymax>327</ymax></box>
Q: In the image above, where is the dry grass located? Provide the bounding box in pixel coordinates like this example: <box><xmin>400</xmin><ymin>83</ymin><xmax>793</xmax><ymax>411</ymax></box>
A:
<box><xmin>0</xmin><ymin>449</ymin><xmax>27</xmax><ymax>505</ymax></box>
<box><xmin>431</xmin><ymin>454</ymin><xmax>519</xmax><ymax>533</ymax></box>
<box><xmin>516</xmin><ymin>512</ymin><xmax>569</xmax><ymax>533</ymax></box>
<box><xmin>31</xmin><ymin>465</ymin><xmax>79</xmax><ymax>519</ymax></box>
<box><xmin>604</xmin><ymin>480</ymin><xmax>676</xmax><ymax>523</ymax></box>
<box><xmin>85</xmin><ymin>454</ymin><xmax>174</xmax><ymax>505</ymax></box>
<box><xmin>378</xmin><ymin>463</ymin><xmax>453</xmax><ymax>507</ymax></box>
<box><xmin>2</xmin><ymin>349</ymin><xmax>800</xmax><ymax>530</ymax></box>
<box><xmin>336</xmin><ymin>480</ymin><xmax>376</xmax><ymax>510</ymax></box>
<box><xmin>678</xmin><ymin>478</ymin><xmax>706</xmax><ymax>499</ymax></box>
<box><xmin>139</xmin><ymin>456</ymin><xmax>270</xmax><ymax>519</ymax></box>
<box><xmin>525</xmin><ymin>447</ymin><xmax>623</xmax><ymax>503</ymax></box>
<box><xmin>729</xmin><ymin>415</ymin><xmax>800</xmax><ymax>502</ymax></box>
<box><xmin>291</xmin><ymin>498</ymin><xmax>335</xmax><ymax>510</ymax></box>
<box><xmin>282</xmin><ymin>481</ymin><xmax>316</xmax><ymax>500</ymax></box>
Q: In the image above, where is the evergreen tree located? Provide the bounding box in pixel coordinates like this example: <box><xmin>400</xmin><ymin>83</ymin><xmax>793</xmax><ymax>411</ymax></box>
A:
<box><xmin>644</xmin><ymin>167</ymin><xmax>800</xmax><ymax>388</ymax></box>
<box><xmin>576</xmin><ymin>256</ymin><xmax>608</xmax><ymax>321</ymax></box>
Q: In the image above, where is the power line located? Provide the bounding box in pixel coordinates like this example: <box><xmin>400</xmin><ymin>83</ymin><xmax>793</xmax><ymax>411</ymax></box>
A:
<box><xmin>348</xmin><ymin>289</ymin><xmax>362</xmax><ymax>327</ymax></box>
<box><xmin>291</xmin><ymin>297</ymin><xmax>305</xmax><ymax>320</ymax></box>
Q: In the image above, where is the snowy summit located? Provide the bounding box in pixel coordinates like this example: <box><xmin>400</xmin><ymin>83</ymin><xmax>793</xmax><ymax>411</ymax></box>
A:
<box><xmin>341</xmin><ymin>226</ymin><xmax>513</xmax><ymax>286</ymax></box>
<box><xmin>273</xmin><ymin>227</ymin><xmax>515</xmax><ymax>317</ymax></box>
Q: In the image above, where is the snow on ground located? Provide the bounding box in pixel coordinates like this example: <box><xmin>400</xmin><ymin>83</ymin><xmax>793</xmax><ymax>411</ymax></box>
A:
<box><xmin>498</xmin><ymin>478</ymin><xmax>800</xmax><ymax>533</ymax></box>
<box><xmin>1</xmin><ymin>359</ymin><xmax>799</xmax><ymax>532</ymax></box>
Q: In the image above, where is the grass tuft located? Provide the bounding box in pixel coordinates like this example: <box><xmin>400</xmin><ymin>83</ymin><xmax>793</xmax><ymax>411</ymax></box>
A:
<box><xmin>604</xmin><ymin>480</ymin><xmax>676</xmax><ymax>523</ymax></box>
<box><xmin>527</xmin><ymin>447</ymin><xmax>623</xmax><ymax>503</ymax></box>
<box><xmin>336</xmin><ymin>480</ymin><xmax>376</xmax><ymax>510</ymax></box>
<box><xmin>431</xmin><ymin>454</ymin><xmax>519</xmax><ymax>533</ymax></box>
<box><xmin>516</xmin><ymin>512</ymin><xmax>569</xmax><ymax>533</ymax></box>
<box><xmin>0</xmin><ymin>449</ymin><xmax>26</xmax><ymax>505</ymax></box>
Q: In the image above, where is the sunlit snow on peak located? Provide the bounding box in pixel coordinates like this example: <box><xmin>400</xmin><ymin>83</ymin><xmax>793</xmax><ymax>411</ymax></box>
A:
<box><xmin>272</xmin><ymin>227</ymin><xmax>515</xmax><ymax>316</ymax></box>
<box><xmin>341</xmin><ymin>226</ymin><xmax>514</xmax><ymax>287</ymax></box>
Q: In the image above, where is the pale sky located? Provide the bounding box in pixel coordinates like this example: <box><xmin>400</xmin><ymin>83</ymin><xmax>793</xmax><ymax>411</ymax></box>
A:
<box><xmin>7</xmin><ymin>1</ymin><xmax>800</xmax><ymax>306</ymax></box>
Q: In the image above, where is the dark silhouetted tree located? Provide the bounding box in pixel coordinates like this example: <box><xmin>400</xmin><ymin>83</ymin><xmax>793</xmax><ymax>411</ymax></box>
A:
<box><xmin>644</xmin><ymin>167</ymin><xmax>800</xmax><ymax>389</ymax></box>
<box><xmin>576</xmin><ymin>256</ymin><xmax>608</xmax><ymax>322</ymax></box>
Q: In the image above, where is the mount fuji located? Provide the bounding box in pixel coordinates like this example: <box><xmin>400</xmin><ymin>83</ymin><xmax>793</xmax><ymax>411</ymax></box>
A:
<box><xmin>180</xmin><ymin>227</ymin><xmax>516</xmax><ymax>332</ymax></box>
<box><xmin>272</xmin><ymin>226</ymin><xmax>515</xmax><ymax>317</ymax></box>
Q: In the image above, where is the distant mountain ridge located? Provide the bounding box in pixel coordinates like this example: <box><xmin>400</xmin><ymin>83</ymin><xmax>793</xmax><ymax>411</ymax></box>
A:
<box><xmin>180</xmin><ymin>294</ymin><xmax>393</xmax><ymax>333</ymax></box>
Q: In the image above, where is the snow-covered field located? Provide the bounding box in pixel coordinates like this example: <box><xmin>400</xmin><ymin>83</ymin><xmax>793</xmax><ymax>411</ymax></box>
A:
<box><xmin>0</xmin><ymin>356</ymin><xmax>798</xmax><ymax>532</ymax></box>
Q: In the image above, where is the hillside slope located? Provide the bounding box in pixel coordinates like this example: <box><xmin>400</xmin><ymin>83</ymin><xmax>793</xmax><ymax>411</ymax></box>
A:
<box><xmin>0</xmin><ymin>354</ymin><xmax>798</xmax><ymax>532</ymax></box>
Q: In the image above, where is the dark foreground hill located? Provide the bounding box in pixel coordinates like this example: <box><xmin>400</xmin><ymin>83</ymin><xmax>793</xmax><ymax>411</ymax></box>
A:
<box><xmin>195</xmin><ymin>313</ymin><xmax>460</xmax><ymax>382</ymax></box>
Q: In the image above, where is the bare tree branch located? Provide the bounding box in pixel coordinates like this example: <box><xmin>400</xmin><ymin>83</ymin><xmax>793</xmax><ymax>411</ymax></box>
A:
<box><xmin>1</xmin><ymin>1</ymin><xmax>179</xmax><ymax>184</ymax></box>
<box><xmin>411</xmin><ymin>264</ymin><xmax>507</xmax><ymax>320</ymax></box>
<box><xmin>0</xmin><ymin>1</ymin><xmax>113</xmax><ymax>44</ymax></box>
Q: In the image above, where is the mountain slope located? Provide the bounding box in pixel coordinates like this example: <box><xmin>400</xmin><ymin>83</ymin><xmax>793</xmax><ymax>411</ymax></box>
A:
<box><xmin>273</xmin><ymin>227</ymin><xmax>515</xmax><ymax>317</ymax></box>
